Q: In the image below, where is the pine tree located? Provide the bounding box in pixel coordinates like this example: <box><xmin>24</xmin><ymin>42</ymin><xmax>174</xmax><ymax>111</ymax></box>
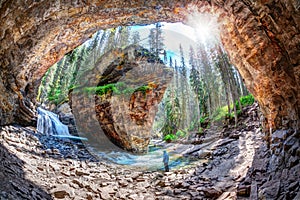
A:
<box><xmin>148</xmin><ymin>23</ymin><xmax>164</xmax><ymax>60</ymax></box>
<box><xmin>179</xmin><ymin>44</ymin><xmax>187</xmax><ymax>129</ymax></box>
<box><xmin>160</xmin><ymin>89</ymin><xmax>181</xmax><ymax>137</ymax></box>
<box><xmin>132</xmin><ymin>31</ymin><xmax>141</xmax><ymax>45</ymax></box>
<box><xmin>169</xmin><ymin>56</ymin><xmax>173</xmax><ymax>68</ymax></box>
<box><xmin>117</xmin><ymin>26</ymin><xmax>130</xmax><ymax>48</ymax></box>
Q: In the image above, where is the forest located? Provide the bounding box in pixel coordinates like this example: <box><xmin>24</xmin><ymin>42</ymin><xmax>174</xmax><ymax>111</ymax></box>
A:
<box><xmin>37</xmin><ymin>22</ymin><xmax>254</xmax><ymax>143</ymax></box>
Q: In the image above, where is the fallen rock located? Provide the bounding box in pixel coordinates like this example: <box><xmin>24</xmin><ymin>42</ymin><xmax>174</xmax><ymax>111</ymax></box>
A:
<box><xmin>201</xmin><ymin>187</ymin><xmax>222</xmax><ymax>198</ymax></box>
<box><xmin>51</xmin><ymin>184</ymin><xmax>74</xmax><ymax>199</ymax></box>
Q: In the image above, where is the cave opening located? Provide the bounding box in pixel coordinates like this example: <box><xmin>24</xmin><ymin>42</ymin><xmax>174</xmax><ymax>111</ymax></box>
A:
<box><xmin>0</xmin><ymin>1</ymin><xmax>299</xmax><ymax>199</ymax></box>
<box><xmin>36</xmin><ymin>15</ymin><xmax>253</xmax><ymax>170</ymax></box>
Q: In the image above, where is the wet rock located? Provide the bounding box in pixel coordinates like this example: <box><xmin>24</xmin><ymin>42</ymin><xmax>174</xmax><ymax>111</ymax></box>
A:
<box><xmin>11</xmin><ymin>182</ymin><xmax>29</xmax><ymax>195</ymax></box>
<box><xmin>213</xmin><ymin>147</ymin><xmax>228</xmax><ymax>156</ymax></box>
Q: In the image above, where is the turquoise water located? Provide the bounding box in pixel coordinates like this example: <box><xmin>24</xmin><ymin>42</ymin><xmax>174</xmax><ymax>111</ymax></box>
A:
<box><xmin>87</xmin><ymin>140</ymin><xmax>201</xmax><ymax>171</ymax></box>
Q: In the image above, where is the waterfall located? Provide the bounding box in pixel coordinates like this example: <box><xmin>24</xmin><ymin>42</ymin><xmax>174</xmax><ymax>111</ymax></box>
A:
<box><xmin>37</xmin><ymin>107</ymin><xmax>87</xmax><ymax>140</ymax></box>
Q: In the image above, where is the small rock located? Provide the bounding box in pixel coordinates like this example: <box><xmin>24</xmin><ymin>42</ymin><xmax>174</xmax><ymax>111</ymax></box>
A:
<box><xmin>98</xmin><ymin>185</ymin><xmax>116</xmax><ymax>195</ymax></box>
<box><xmin>72</xmin><ymin>179</ymin><xmax>84</xmax><ymax>188</ymax></box>
<box><xmin>202</xmin><ymin>187</ymin><xmax>222</xmax><ymax>198</ymax></box>
<box><xmin>85</xmin><ymin>184</ymin><xmax>98</xmax><ymax>193</ymax></box>
<box><xmin>50</xmin><ymin>163</ymin><xmax>60</xmax><ymax>171</ymax></box>
<box><xmin>128</xmin><ymin>193</ymin><xmax>138</xmax><ymax>199</ymax></box>
<box><xmin>75</xmin><ymin>169</ymin><xmax>89</xmax><ymax>176</ymax></box>
<box><xmin>237</xmin><ymin>185</ymin><xmax>251</xmax><ymax>197</ymax></box>
<box><xmin>119</xmin><ymin>180</ymin><xmax>128</xmax><ymax>187</ymax></box>
<box><xmin>51</xmin><ymin>184</ymin><xmax>74</xmax><ymax>199</ymax></box>
<box><xmin>61</xmin><ymin>171</ymin><xmax>70</xmax><ymax>177</ymax></box>
<box><xmin>86</xmin><ymin>193</ymin><xmax>93</xmax><ymax>200</ymax></box>
<box><xmin>52</xmin><ymin>148</ymin><xmax>60</xmax><ymax>155</ymax></box>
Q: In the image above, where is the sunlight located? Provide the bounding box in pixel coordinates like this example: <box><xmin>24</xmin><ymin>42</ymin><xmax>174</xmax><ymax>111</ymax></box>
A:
<box><xmin>187</xmin><ymin>13</ymin><xmax>220</xmax><ymax>44</ymax></box>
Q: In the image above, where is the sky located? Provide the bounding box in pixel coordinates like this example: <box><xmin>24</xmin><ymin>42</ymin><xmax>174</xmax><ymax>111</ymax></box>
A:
<box><xmin>131</xmin><ymin>14</ymin><xmax>221</xmax><ymax>66</ymax></box>
<box><xmin>84</xmin><ymin>13</ymin><xmax>220</xmax><ymax>68</ymax></box>
<box><xmin>131</xmin><ymin>22</ymin><xmax>198</xmax><ymax>62</ymax></box>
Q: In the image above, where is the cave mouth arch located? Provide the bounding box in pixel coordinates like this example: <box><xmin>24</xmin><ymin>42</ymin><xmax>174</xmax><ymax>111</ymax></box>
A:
<box><xmin>0</xmin><ymin>1</ymin><xmax>299</xmax><ymax>133</ymax></box>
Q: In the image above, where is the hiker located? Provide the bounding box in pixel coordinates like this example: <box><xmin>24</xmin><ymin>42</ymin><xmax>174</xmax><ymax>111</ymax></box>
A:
<box><xmin>163</xmin><ymin>150</ymin><xmax>169</xmax><ymax>172</ymax></box>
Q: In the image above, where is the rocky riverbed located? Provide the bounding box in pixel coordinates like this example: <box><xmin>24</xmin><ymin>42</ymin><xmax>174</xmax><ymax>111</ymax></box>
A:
<box><xmin>0</xmin><ymin>104</ymin><xmax>299</xmax><ymax>199</ymax></box>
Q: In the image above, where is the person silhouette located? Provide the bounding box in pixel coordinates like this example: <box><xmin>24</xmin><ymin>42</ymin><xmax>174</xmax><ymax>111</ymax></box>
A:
<box><xmin>163</xmin><ymin>150</ymin><xmax>169</xmax><ymax>172</ymax></box>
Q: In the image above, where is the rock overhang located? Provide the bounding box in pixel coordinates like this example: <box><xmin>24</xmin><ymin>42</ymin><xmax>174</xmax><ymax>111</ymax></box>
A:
<box><xmin>0</xmin><ymin>0</ymin><xmax>299</xmax><ymax>133</ymax></box>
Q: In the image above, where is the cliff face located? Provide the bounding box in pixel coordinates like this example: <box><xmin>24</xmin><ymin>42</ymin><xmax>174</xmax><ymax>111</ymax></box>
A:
<box><xmin>70</xmin><ymin>46</ymin><xmax>173</xmax><ymax>153</ymax></box>
<box><xmin>0</xmin><ymin>0</ymin><xmax>299</xmax><ymax>132</ymax></box>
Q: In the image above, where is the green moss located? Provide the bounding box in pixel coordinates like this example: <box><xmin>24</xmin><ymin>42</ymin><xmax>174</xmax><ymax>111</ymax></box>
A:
<box><xmin>82</xmin><ymin>82</ymin><xmax>153</xmax><ymax>97</ymax></box>
<box><xmin>47</xmin><ymin>88</ymin><xmax>69</xmax><ymax>106</ymax></box>
<box><xmin>134</xmin><ymin>85</ymin><xmax>151</xmax><ymax>94</ymax></box>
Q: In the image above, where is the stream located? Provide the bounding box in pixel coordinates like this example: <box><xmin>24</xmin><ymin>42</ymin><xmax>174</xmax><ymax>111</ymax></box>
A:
<box><xmin>87</xmin><ymin>140</ymin><xmax>207</xmax><ymax>171</ymax></box>
<box><xmin>37</xmin><ymin>107</ymin><xmax>208</xmax><ymax>171</ymax></box>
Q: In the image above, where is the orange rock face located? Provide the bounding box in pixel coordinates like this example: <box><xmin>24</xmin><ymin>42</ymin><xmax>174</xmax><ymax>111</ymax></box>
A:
<box><xmin>70</xmin><ymin>46</ymin><xmax>173</xmax><ymax>153</ymax></box>
<box><xmin>0</xmin><ymin>0</ymin><xmax>299</xmax><ymax>132</ymax></box>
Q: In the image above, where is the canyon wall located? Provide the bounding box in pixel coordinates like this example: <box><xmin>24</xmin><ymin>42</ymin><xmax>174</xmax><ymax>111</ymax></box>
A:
<box><xmin>0</xmin><ymin>0</ymin><xmax>299</xmax><ymax>132</ymax></box>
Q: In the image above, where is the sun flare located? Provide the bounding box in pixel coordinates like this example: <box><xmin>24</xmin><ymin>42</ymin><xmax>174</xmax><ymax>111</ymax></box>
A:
<box><xmin>187</xmin><ymin>13</ymin><xmax>220</xmax><ymax>44</ymax></box>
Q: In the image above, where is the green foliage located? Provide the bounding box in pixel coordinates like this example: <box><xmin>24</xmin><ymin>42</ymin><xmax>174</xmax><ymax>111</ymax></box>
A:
<box><xmin>163</xmin><ymin>134</ymin><xmax>178</xmax><ymax>142</ymax></box>
<box><xmin>134</xmin><ymin>85</ymin><xmax>151</xmax><ymax>94</ymax></box>
<box><xmin>47</xmin><ymin>88</ymin><xmax>68</xmax><ymax>106</ymax></box>
<box><xmin>96</xmin><ymin>83</ymin><xmax>117</xmax><ymax>95</ymax></box>
<box><xmin>212</xmin><ymin>94</ymin><xmax>255</xmax><ymax>122</ymax></box>
<box><xmin>236</xmin><ymin>94</ymin><xmax>255</xmax><ymax>109</ymax></box>
<box><xmin>82</xmin><ymin>82</ymin><xmax>152</xmax><ymax>96</ymax></box>
<box><xmin>176</xmin><ymin>129</ymin><xmax>186</xmax><ymax>138</ymax></box>
<box><xmin>84</xmin><ymin>83</ymin><xmax>118</xmax><ymax>96</ymax></box>
<box><xmin>200</xmin><ymin>116</ymin><xmax>209</xmax><ymax>124</ymax></box>
<box><xmin>212</xmin><ymin>106</ymin><xmax>228</xmax><ymax>121</ymax></box>
<box><xmin>198</xmin><ymin>127</ymin><xmax>204</xmax><ymax>134</ymax></box>
<box><xmin>68</xmin><ymin>84</ymin><xmax>79</xmax><ymax>90</ymax></box>
<box><xmin>160</xmin><ymin>91</ymin><xmax>181</xmax><ymax>137</ymax></box>
<box><xmin>188</xmin><ymin>119</ymin><xmax>199</xmax><ymax>131</ymax></box>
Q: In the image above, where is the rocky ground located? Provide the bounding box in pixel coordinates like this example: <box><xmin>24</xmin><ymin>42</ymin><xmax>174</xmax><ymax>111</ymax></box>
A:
<box><xmin>0</xmin><ymin>103</ymin><xmax>299</xmax><ymax>200</ymax></box>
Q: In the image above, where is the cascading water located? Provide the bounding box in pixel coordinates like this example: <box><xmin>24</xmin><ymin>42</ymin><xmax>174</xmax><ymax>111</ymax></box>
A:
<box><xmin>37</xmin><ymin>107</ymin><xmax>87</xmax><ymax>140</ymax></box>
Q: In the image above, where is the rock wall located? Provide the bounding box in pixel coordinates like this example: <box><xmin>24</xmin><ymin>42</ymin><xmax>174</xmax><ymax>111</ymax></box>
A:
<box><xmin>70</xmin><ymin>46</ymin><xmax>173</xmax><ymax>153</ymax></box>
<box><xmin>220</xmin><ymin>0</ymin><xmax>300</xmax><ymax>132</ymax></box>
<box><xmin>237</xmin><ymin>128</ymin><xmax>300</xmax><ymax>199</ymax></box>
<box><xmin>0</xmin><ymin>1</ymin><xmax>299</xmax><ymax>131</ymax></box>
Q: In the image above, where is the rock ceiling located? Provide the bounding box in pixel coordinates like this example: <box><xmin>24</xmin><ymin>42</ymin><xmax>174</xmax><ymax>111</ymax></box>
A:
<box><xmin>0</xmin><ymin>0</ymin><xmax>299</xmax><ymax>132</ymax></box>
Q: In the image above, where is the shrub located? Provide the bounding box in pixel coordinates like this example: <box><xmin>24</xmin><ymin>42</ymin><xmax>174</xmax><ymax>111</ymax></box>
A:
<box><xmin>236</xmin><ymin>94</ymin><xmax>255</xmax><ymax>110</ymax></box>
<box><xmin>163</xmin><ymin>134</ymin><xmax>178</xmax><ymax>142</ymax></box>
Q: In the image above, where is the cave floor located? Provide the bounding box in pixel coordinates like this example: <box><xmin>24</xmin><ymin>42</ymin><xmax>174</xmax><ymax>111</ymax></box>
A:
<box><xmin>0</xmin><ymin>105</ymin><xmax>276</xmax><ymax>199</ymax></box>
